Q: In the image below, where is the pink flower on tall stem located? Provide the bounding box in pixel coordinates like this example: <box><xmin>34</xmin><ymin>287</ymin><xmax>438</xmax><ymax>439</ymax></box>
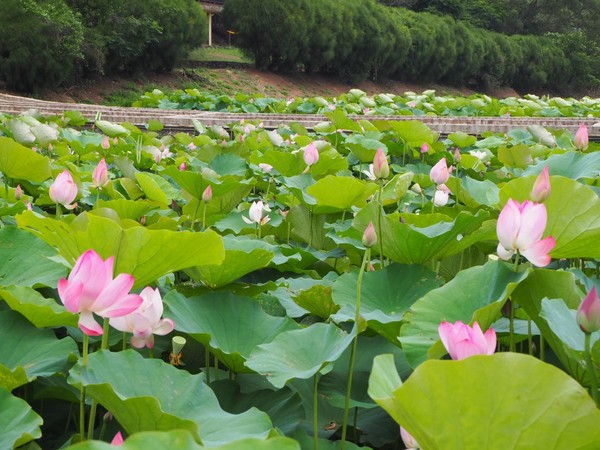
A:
<box><xmin>49</xmin><ymin>170</ymin><xmax>78</xmax><ymax>210</ymax></box>
<box><xmin>530</xmin><ymin>166</ymin><xmax>550</xmax><ymax>203</ymax></box>
<box><xmin>429</xmin><ymin>157</ymin><xmax>452</xmax><ymax>185</ymax></box>
<box><xmin>242</xmin><ymin>200</ymin><xmax>271</xmax><ymax>226</ymax></box>
<box><xmin>58</xmin><ymin>250</ymin><xmax>143</xmax><ymax>335</ymax></box>
<box><xmin>303</xmin><ymin>142</ymin><xmax>319</xmax><ymax>168</ymax></box>
<box><xmin>438</xmin><ymin>320</ymin><xmax>496</xmax><ymax>360</ymax></box>
<box><xmin>577</xmin><ymin>286</ymin><xmax>600</xmax><ymax>334</ymax></box>
<box><xmin>496</xmin><ymin>199</ymin><xmax>555</xmax><ymax>267</ymax></box>
<box><xmin>574</xmin><ymin>123</ymin><xmax>588</xmax><ymax>150</ymax></box>
<box><xmin>109</xmin><ymin>287</ymin><xmax>174</xmax><ymax>349</ymax></box>
<box><xmin>92</xmin><ymin>158</ymin><xmax>109</xmax><ymax>189</ymax></box>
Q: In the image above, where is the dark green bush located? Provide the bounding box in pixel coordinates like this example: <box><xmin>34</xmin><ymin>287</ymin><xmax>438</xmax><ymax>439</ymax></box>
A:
<box><xmin>0</xmin><ymin>0</ymin><xmax>84</xmax><ymax>93</ymax></box>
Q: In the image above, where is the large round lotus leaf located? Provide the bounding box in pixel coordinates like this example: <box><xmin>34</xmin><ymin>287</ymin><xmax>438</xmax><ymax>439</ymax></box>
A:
<box><xmin>0</xmin><ymin>285</ymin><xmax>77</xmax><ymax>328</ymax></box>
<box><xmin>306</xmin><ymin>175</ymin><xmax>377</xmax><ymax>214</ymax></box>
<box><xmin>399</xmin><ymin>259</ymin><xmax>529</xmax><ymax>368</ymax></box>
<box><xmin>0</xmin><ymin>310</ymin><xmax>77</xmax><ymax>391</ymax></box>
<box><xmin>245</xmin><ymin>323</ymin><xmax>355</xmax><ymax>388</ymax></box>
<box><xmin>0</xmin><ymin>226</ymin><xmax>66</xmax><ymax>288</ymax></box>
<box><xmin>499</xmin><ymin>176</ymin><xmax>600</xmax><ymax>258</ymax></box>
<box><xmin>0</xmin><ymin>387</ymin><xmax>42</xmax><ymax>449</ymax></box>
<box><xmin>524</xmin><ymin>151</ymin><xmax>600</xmax><ymax>180</ymax></box>
<box><xmin>17</xmin><ymin>211</ymin><xmax>225</xmax><ymax>289</ymax></box>
<box><xmin>68</xmin><ymin>350</ymin><xmax>272</xmax><ymax>446</ymax></box>
<box><xmin>0</xmin><ymin>137</ymin><xmax>52</xmax><ymax>182</ymax></box>
<box><xmin>164</xmin><ymin>290</ymin><xmax>299</xmax><ymax>373</ymax></box>
<box><xmin>368</xmin><ymin>353</ymin><xmax>600</xmax><ymax>450</ymax></box>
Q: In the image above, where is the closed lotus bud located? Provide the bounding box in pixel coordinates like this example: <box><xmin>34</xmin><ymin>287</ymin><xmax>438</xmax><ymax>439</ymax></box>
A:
<box><xmin>373</xmin><ymin>148</ymin><xmax>390</xmax><ymax>179</ymax></box>
<box><xmin>430</xmin><ymin>158</ymin><xmax>452</xmax><ymax>185</ymax></box>
<box><xmin>530</xmin><ymin>166</ymin><xmax>550</xmax><ymax>203</ymax></box>
<box><xmin>303</xmin><ymin>142</ymin><xmax>319</xmax><ymax>167</ymax></box>
<box><xmin>410</xmin><ymin>183</ymin><xmax>422</xmax><ymax>195</ymax></box>
<box><xmin>49</xmin><ymin>170</ymin><xmax>78</xmax><ymax>210</ymax></box>
<box><xmin>400</xmin><ymin>426</ymin><xmax>420</xmax><ymax>450</ymax></box>
<box><xmin>420</xmin><ymin>143</ymin><xmax>429</xmax><ymax>154</ymax></box>
<box><xmin>576</xmin><ymin>286</ymin><xmax>600</xmax><ymax>334</ymax></box>
<box><xmin>574</xmin><ymin>123</ymin><xmax>588</xmax><ymax>150</ymax></box>
<box><xmin>92</xmin><ymin>158</ymin><xmax>109</xmax><ymax>188</ymax></box>
<box><xmin>15</xmin><ymin>184</ymin><xmax>23</xmax><ymax>201</ymax></box>
<box><xmin>178</xmin><ymin>162</ymin><xmax>187</xmax><ymax>171</ymax></box>
<box><xmin>202</xmin><ymin>185</ymin><xmax>212</xmax><ymax>203</ymax></box>
<box><xmin>434</xmin><ymin>189</ymin><xmax>449</xmax><ymax>207</ymax></box>
<box><xmin>101</xmin><ymin>136</ymin><xmax>110</xmax><ymax>150</ymax></box>
<box><xmin>362</xmin><ymin>222</ymin><xmax>377</xmax><ymax>248</ymax></box>
<box><xmin>454</xmin><ymin>148</ymin><xmax>461</xmax><ymax>163</ymax></box>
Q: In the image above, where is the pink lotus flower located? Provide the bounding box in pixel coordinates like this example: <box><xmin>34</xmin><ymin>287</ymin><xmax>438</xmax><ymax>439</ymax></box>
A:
<box><xmin>454</xmin><ymin>148</ymin><xmax>461</xmax><ymax>163</ymax></box>
<box><xmin>92</xmin><ymin>158</ymin><xmax>109</xmax><ymax>188</ymax></box>
<box><xmin>496</xmin><ymin>199</ymin><xmax>555</xmax><ymax>267</ymax></box>
<box><xmin>420</xmin><ymin>143</ymin><xmax>429</xmax><ymax>154</ymax></box>
<box><xmin>362</xmin><ymin>222</ymin><xmax>377</xmax><ymax>248</ymax></box>
<box><xmin>400</xmin><ymin>427</ymin><xmax>420</xmax><ymax>449</ymax></box>
<box><xmin>303</xmin><ymin>142</ymin><xmax>319</xmax><ymax>167</ymax></box>
<box><xmin>15</xmin><ymin>184</ymin><xmax>23</xmax><ymax>201</ymax></box>
<box><xmin>530</xmin><ymin>166</ymin><xmax>550</xmax><ymax>203</ymax></box>
<box><xmin>433</xmin><ymin>188</ymin><xmax>449</xmax><ymax>207</ymax></box>
<box><xmin>429</xmin><ymin>158</ymin><xmax>452</xmax><ymax>185</ymax></box>
<box><xmin>101</xmin><ymin>136</ymin><xmax>110</xmax><ymax>150</ymax></box>
<box><xmin>202</xmin><ymin>185</ymin><xmax>212</xmax><ymax>203</ymax></box>
<box><xmin>242</xmin><ymin>200</ymin><xmax>271</xmax><ymax>226</ymax></box>
<box><xmin>259</xmin><ymin>163</ymin><xmax>273</xmax><ymax>173</ymax></box>
<box><xmin>58</xmin><ymin>250</ymin><xmax>143</xmax><ymax>336</ymax></box>
<box><xmin>438</xmin><ymin>320</ymin><xmax>496</xmax><ymax>360</ymax></box>
<box><xmin>111</xmin><ymin>431</ymin><xmax>124</xmax><ymax>446</ymax></box>
<box><xmin>373</xmin><ymin>148</ymin><xmax>389</xmax><ymax>179</ymax></box>
<box><xmin>109</xmin><ymin>287</ymin><xmax>175</xmax><ymax>349</ymax></box>
<box><xmin>574</xmin><ymin>123</ymin><xmax>588</xmax><ymax>150</ymax></box>
<box><xmin>49</xmin><ymin>170</ymin><xmax>78</xmax><ymax>210</ymax></box>
<box><xmin>178</xmin><ymin>162</ymin><xmax>187</xmax><ymax>171</ymax></box>
<box><xmin>576</xmin><ymin>286</ymin><xmax>600</xmax><ymax>334</ymax></box>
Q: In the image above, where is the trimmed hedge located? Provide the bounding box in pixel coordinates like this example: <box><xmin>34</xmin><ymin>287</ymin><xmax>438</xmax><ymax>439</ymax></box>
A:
<box><xmin>0</xmin><ymin>0</ymin><xmax>207</xmax><ymax>91</ymax></box>
<box><xmin>223</xmin><ymin>0</ymin><xmax>593</xmax><ymax>91</ymax></box>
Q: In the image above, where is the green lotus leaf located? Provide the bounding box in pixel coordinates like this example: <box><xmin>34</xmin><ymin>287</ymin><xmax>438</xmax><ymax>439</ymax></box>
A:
<box><xmin>68</xmin><ymin>350</ymin><xmax>272</xmax><ymax>446</ymax></box>
<box><xmin>306</xmin><ymin>175</ymin><xmax>378</xmax><ymax>214</ymax></box>
<box><xmin>163</xmin><ymin>290</ymin><xmax>299</xmax><ymax>373</ymax></box>
<box><xmin>399</xmin><ymin>259</ymin><xmax>529</xmax><ymax>368</ymax></box>
<box><xmin>499</xmin><ymin>176</ymin><xmax>600</xmax><ymax>258</ymax></box>
<box><xmin>185</xmin><ymin>236</ymin><xmax>274</xmax><ymax>288</ymax></box>
<box><xmin>245</xmin><ymin>322</ymin><xmax>355</xmax><ymax>388</ymax></box>
<box><xmin>445</xmin><ymin>176</ymin><xmax>499</xmax><ymax>208</ymax></box>
<box><xmin>95</xmin><ymin>199</ymin><xmax>158</xmax><ymax>221</ymax></box>
<box><xmin>16</xmin><ymin>211</ymin><xmax>224</xmax><ymax>289</ymax></box>
<box><xmin>386</xmin><ymin>121</ymin><xmax>435</xmax><ymax>147</ymax></box>
<box><xmin>95</xmin><ymin>120</ymin><xmax>130</xmax><ymax>137</ymax></box>
<box><xmin>524</xmin><ymin>151</ymin><xmax>600</xmax><ymax>180</ymax></box>
<box><xmin>292</xmin><ymin>284</ymin><xmax>339</xmax><ymax>320</ymax></box>
<box><xmin>0</xmin><ymin>137</ymin><xmax>52</xmax><ymax>182</ymax></box>
<box><xmin>368</xmin><ymin>353</ymin><xmax>600</xmax><ymax>449</ymax></box>
<box><xmin>0</xmin><ymin>285</ymin><xmax>77</xmax><ymax>328</ymax></box>
<box><xmin>134</xmin><ymin>172</ymin><xmax>176</xmax><ymax>205</ymax></box>
<box><xmin>379</xmin><ymin>172</ymin><xmax>414</xmax><ymax>206</ymax></box>
<box><xmin>324</xmin><ymin>109</ymin><xmax>363</xmax><ymax>132</ymax></box>
<box><xmin>332</xmin><ymin>264</ymin><xmax>441</xmax><ymax>342</ymax></box>
<box><xmin>344</xmin><ymin>134</ymin><xmax>387</xmax><ymax>162</ymax></box>
<box><xmin>448</xmin><ymin>132</ymin><xmax>477</xmax><ymax>148</ymax></box>
<box><xmin>0</xmin><ymin>226</ymin><xmax>66</xmax><ymax>288</ymax></box>
<box><xmin>0</xmin><ymin>310</ymin><xmax>77</xmax><ymax>391</ymax></box>
<box><xmin>0</xmin><ymin>387</ymin><xmax>43</xmax><ymax>449</ymax></box>
<box><xmin>498</xmin><ymin>144</ymin><xmax>533</xmax><ymax>168</ymax></box>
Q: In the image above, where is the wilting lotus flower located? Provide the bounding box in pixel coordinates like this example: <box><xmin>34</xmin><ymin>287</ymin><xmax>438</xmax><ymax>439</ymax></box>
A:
<box><xmin>400</xmin><ymin>427</ymin><xmax>420</xmax><ymax>449</ymax></box>
<box><xmin>58</xmin><ymin>250</ymin><xmax>142</xmax><ymax>335</ymax></box>
<box><xmin>92</xmin><ymin>158</ymin><xmax>109</xmax><ymax>188</ymax></box>
<box><xmin>430</xmin><ymin>157</ymin><xmax>452</xmax><ymax>185</ymax></box>
<box><xmin>362</xmin><ymin>222</ymin><xmax>377</xmax><ymax>248</ymax></box>
<box><xmin>530</xmin><ymin>166</ymin><xmax>550</xmax><ymax>203</ymax></box>
<box><xmin>496</xmin><ymin>199</ymin><xmax>555</xmax><ymax>267</ymax></box>
<box><xmin>242</xmin><ymin>200</ymin><xmax>271</xmax><ymax>226</ymax></box>
<box><xmin>438</xmin><ymin>320</ymin><xmax>496</xmax><ymax>360</ymax></box>
<box><xmin>574</xmin><ymin>123</ymin><xmax>588</xmax><ymax>150</ymax></box>
<box><xmin>49</xmin><ymin>170</ymin><xmax>78</xmax><ymax>210</ymax></box>
<box><xmin>110</xmin><ymin>287</ymin><xmax>175</xmax><ymax>349</ymax></box>
<box><xmin>303</xmin><ymin>142</ymin><xmax>319</xmax><ymax>167</ymax></box>
<box><xmin>576</xmin><ymin>286</ymin><xmax>600</xmax><ymax>334</ymax></box>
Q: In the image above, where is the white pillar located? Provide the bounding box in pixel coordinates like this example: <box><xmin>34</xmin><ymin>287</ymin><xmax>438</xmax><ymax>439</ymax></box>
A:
<box><xmin>208</xmin><ymin>13</ymin><xmax>213</xmax><ymax>46</ymax></box>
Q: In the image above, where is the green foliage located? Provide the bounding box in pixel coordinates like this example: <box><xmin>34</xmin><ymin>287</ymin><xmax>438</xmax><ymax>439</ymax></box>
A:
<box><xmin>0</xmin><ymin>0</ymin><xmax>84</xmax><ymax>92</ymax></box>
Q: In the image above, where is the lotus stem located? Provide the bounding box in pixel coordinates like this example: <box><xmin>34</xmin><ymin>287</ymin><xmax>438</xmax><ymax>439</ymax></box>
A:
<box><xmin>509</xmin><ymin>252</ymin><xmax>520</xmax><ymax>352</ymax></box>
<box><xmin>56</xmin><ymin>203</ymin><xmax>62</xmax><ymax>219</ymax></box>
<box><xmin>313</xmin><ymin>374</ymin><xmax>319</xmax><ymax>450</ymax></box>
<box><xmin>540</xmin><ymin>335</ymin><xmax>545</xmax><ymax>361</ymax></box>
<box><xmin>377</xmin><ymin>182</ymin><xmax>385</xmax><ymax>270</ymax></box>
<box><xmin>202</xmin><ymin>202</ymin><xmax>207</xmax><ymax>230</ymax></box>
<box><xmin>341</xmin><ymin>248</ymin><xmax>370</xmax><ymax>448</ymax></box>
<box><xmin>205</xmin><ymin>347</ymin><xmax>211</xmax><ymax>384</ymax></box>
<box><xmin>528</xmin><ymin>318</ymin><xmax>533</xmax><ymax>355</ymax></box>
<box><xmin>88</xmin><ymin>319</ymin><xmax>111</xmax><ymax>439</ymax></box>
<box><xmin>585</xmin><ymin>332</ymin><xmax>599</xmax><ymax>406</ymax></box>
<box><xmin>80</xmin><ymin>333</ymin><xmax>89</xmax><ymax>440</ymax></box>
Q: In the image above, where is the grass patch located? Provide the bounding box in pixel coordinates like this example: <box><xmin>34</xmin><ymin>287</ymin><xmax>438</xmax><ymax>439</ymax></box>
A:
<box><xmin>188</xmin><ymin>46</ymin><xmax>253</xmax><ymax>64</ymax></box>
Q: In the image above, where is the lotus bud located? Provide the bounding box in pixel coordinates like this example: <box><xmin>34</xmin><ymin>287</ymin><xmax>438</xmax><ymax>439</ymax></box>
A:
<box><xmin>303</xmin><ymin>142</ymin><xmax>319</xmax><ymax>167</ymax></box>
<box><xmin>103</xmin><ymin>412</ymin><xmax>113</xmax><ymax>423</ymax></box>
<box><xmin>362</xmin><ymin>222</ymin><xmax>377</xmax><ymax>248</ymax></box>
<box><xmin>111</xmin><ymin>432</ymin><xmax>124</xmax><ymax>446</ymax></box>
<box><xmin>420</xmin><ymin>143</ymin><xmax>429</xmax><ymax>154</ymax></box>
<box><xmin>202</xmin><ymin>185</ymin><xmax>212</xmax><ymax>204</ymax></box>
<box><xmin>26</xmin><ymin>202</ymin><xmax>33</xmax><ymax>211</ymax></box>
<box><xmin>101</xmin><ymin>135</ymin><xmax>110</xmax><ymax>150</ymax></box>
<box><xmin>430</xmin><ymin>158</ymin><xmax>451</xmax><ymax>185</ymax></box>
<box><xmin>400</xmin><ymin>427</ymin><xmax>420</xmax><ymax>449</ymax></box>
<box><xmin>259</xmin><ymin>163</ymin><xmax>273</xmax><ymax>173</ymax></box>
<box><xmin>373</xmin><ymin>148</ymin><xmax>390</xmax><ymax>179</ymax></box>
<box><xmin>433</xmin><ymin>189</ymin><xmax>449</xmax><ymax>207</ymax></box>
<box><xmin>576</xmin><ymin>286</ymin><xmax>600</xmax><ymax>334</ymax></box>
<box><xmin>92</xmin><ymin>158</ymin><xmax>109</xmax><ymax>188</ymax></box>
<box><xmin>188</xmin><ymin>142</ymin><xmax>197</xmax><ymax>151</ymax></box>
<box><xmin>14</xmin><ymin>184</ymin><xmax>23</xmax><ymax>201</ymax></box>
<box><xmin>574</xmin><ymin>123</ymin><xmax>588</xmax><ymax>150</ymax></box>
<box><xmin>178</xmin><ymin>162</ymin><xmax>187</xmax><ymax>171</ymax></box>
<box><xmin>454</xmin><ymin>148</ymin><xmax>461</xmax><ymax>163</ymax></box>
<box><xmin>410</xmin><ymin>183</ymin><xmax>422</xmax><ymax>195</ymax></box>
<box><xmin>530</xmin><ymin>166</ymin><xmax>550</xmax><ymax>203</ymax></box>
<box><xmin>49</xmin><ymin>170</ymin><xmax>78</xmax><ymax>210</ymax></box>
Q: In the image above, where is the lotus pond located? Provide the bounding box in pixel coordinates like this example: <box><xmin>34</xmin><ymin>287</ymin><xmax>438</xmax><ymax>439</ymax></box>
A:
<box><xmin>0</xmin><ymin>104</ymin><xmax>599</xmax><ymax>449</ymax></box>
